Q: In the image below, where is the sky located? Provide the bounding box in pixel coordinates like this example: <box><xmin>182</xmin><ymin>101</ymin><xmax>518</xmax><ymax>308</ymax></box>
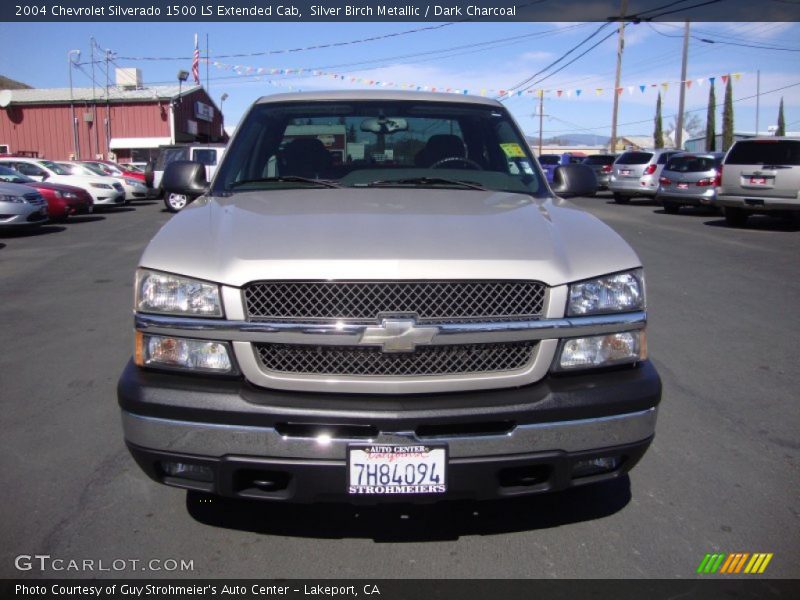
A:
<box><xmin>1</xmin><ymin>19</ymin><xmax>799</xmax><ymax>141</ymax></box>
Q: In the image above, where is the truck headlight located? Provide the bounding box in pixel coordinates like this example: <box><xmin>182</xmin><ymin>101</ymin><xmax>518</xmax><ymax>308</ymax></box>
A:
<box><xmin>567</xmin><ymin>269</ymin><xmax>644</xmax><ymax>316</ymax></box>
<box><xmin>556</xmin><ymin>331</ymin><xmax>646</xmax><ymax>371</ymax></box>
<box><xmin>135</xmin><ymin>332</ymin><xmax>234</xmax><ymax>373</ymax></box>
<box><xmin>135</xmin><ymin>269</ymin><xmax>222</xmax><ymax>317</ymax></box>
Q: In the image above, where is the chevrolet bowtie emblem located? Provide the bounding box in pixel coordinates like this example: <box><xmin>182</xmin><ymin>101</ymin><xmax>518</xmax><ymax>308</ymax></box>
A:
<box><xmin>359</xmin><ymin>319</ymin><xmax>439</xmax><ymax>353</ymax></box>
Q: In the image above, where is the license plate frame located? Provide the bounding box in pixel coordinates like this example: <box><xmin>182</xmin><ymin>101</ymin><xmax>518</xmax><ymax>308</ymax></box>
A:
<box><xmin>677</xmin><ymin>183</ymin><xmax>689</xmax><ymax>189</ymax></box>
<box><xmin>749</xmin><ymin>176</ymin><xmax>767</xmax><ymax>185</ymax></box>
<box><xmin>620</xmin><ymin>169</ymin><xmax>631</xmax><ymax>176</ymax></box>
<box><xmin>347</xmin><ymin>444</ymin><xmax>448</xmax><ymax>496</ymax></box>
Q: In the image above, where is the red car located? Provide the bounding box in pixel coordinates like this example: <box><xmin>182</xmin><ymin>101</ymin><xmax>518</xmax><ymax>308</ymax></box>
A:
<box><xmin>79</xmin><ymin>160</ymin><xmax>146</xmax><ymax>183</ymax></box>
<box><xmin>0</xmin><ymin>165</ymin><xmax>93</xmax><ymax>221</ymax></box>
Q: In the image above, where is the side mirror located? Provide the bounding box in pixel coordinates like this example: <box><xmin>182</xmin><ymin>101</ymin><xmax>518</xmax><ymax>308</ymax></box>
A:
<box><xmin>161</xmin><ymin>160</ymin><xmax>208</xmax><ymax>196</ymax></box>
<box><xmin>551</xmin><ymin>164</ymin><xmax>598</xmax><ymax>198</ymax></box>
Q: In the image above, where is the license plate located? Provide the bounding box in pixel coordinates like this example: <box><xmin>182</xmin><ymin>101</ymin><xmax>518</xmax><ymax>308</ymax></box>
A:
<box><xmin>677</xmin><ymin>183</ymin><xmax>689</xmax><ymax>189</ymax></box>
<box><xmin>749</xmin><ymin>177</ymin><xmax>767</xmax><ymax>185</ymax></box>
<box><xmin>348</xmin><ymin>444</ymin><xmax>447</xmax><ymax>495</ymax></box>
<box><xmin>621</xmin><ymin>169</ymin><xmax>631</xmax><ymax>176</ymax></box>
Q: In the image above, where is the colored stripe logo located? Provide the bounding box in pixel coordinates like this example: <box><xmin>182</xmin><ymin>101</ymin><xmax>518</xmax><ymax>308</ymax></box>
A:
<box><xmin>697</xmin><ymin>553</ymin><xmax>773</xmax><ymax>574</ymax></box>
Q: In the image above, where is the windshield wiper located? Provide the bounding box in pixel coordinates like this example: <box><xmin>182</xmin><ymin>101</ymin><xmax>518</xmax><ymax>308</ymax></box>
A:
<box><xmin>357</xmin><ymin>177</ymin><xmax>487</xmax><ymax>191</ymax></box>
<box><xmin>229</xmin><ymin>176</ymin><xmax>341</xmax><ymax>189</ymax></box>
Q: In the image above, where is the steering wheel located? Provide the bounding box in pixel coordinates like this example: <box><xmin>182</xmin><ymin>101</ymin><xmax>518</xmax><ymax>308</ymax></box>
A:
<box><xmin>430</xmin><ymin>156</ymin><xmax>484</xmax><ymax>170</ymax></box>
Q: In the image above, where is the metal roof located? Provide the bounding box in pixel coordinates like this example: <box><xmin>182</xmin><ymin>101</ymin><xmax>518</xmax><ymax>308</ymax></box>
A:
<box><xmin>255</xmin><ymin>89</ymin><xmax>503</xmax><ymax>107</ymax></box>
<box><xmin>2</xmin><ymin>85</ymin><xmax>203</xmax><ymax>105</ymax></box>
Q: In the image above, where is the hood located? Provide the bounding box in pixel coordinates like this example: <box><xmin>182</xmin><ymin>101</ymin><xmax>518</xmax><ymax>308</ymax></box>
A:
<box><xmin>27</xmin><ymin>181</ymin><xmax>87</xmax><ymax>194</ymax></box>
<box><xmin>140</xmin><ymin>188</ymin><xmax>641</xmax><ymax>287</ymax></box>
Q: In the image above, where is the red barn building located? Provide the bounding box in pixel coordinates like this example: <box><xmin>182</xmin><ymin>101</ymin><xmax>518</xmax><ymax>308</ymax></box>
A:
<box><xmin>0</xmin><ymin>82</ymin><xmax>225</xmax><ymax>163</ymax></box>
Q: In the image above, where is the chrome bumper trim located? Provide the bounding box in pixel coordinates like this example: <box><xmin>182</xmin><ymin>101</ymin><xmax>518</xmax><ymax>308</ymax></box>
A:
<box><xmin>122</xmin><ymin>407</ymin><xmax>658</xmax><ymax>460</ymax></box>
<box><xmin>135</xmin><ymin>311</ymin><xmax>647</xmax><ymax>346</ymax></box>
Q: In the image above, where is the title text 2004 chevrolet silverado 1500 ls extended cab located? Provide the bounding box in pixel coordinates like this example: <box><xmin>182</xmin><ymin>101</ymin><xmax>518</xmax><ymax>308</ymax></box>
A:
<box><xmin>118</xmin><ymin>91</ymin><xmax>661</xmax><ymax>502</ymax></box>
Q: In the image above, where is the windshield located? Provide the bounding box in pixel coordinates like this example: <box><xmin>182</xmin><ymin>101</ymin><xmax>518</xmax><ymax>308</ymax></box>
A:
<box><xmin>538</xmin><ymin>155</ymin><xmax>560</xmax><ymax>165</ymax></box>
<box><xmin>583</xmin><ymin>155</ymin><xmax>616</xmax><ymax>165</ymax></box>
<box><xmin>665</xmin><ymin>156</ymin><xmax>717</xmax><ymax>172</ymax></box>
<box><xmin>40</xmin><ymin>161</ymin><xmax>71</xmax><ymax>175</ymax></box>
<box><xmin>0</xmin><ymin>165</ymin><xmax>33</xmax><ymax>183</ymax></box>
<box><xmin>213</xmin><ymin>100</ymin><xmax>545</xmax><ymax>196</ymax></box>
<box><xmin>726</xmin><ymin>140</ymin><xmax>800</xmax><ymax>166</ymax></box>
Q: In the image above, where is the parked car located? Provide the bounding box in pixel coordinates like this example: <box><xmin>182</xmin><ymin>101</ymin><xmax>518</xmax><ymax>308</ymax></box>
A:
<box><xmin>119</xmin><ymin>90</ymin><xmax>659</xmax><ymax>505</ymax></box>
<box><xmin>58</xmin><ymin>161</ymin><xmax>146</xmax><ymax>203</ymax></box>
<box><xmin>0</xmin><ymin>165</ymin><xmax>93</xmax><ymax>221</ymax></box>
<box><xmin>609</xmin><ymin>149</ymin><xmax>682</xmax><ymax>203</ymax></box>
<box><xmin>145</xmin><ymin>144</ymin><xmax>226</xmax><ymax>211</ymax></box>
<box><xmin>655</xmin><ymin>153</ymin><xmax>725</xmax><ymax>214</ymax></box>
<box><xmin>537</xmin><ymin>153</ymin><xmax>587</xmax><ymax>183</ymax></box>
<box><xmin>0</xmin><ymin>180</ymin><xmax>48</xmax><ymax>230</ymax></box>
<box><xmin>79</xmin><ymin>160</ymin><xmax>146</xmax><ymax>183</ymax></box>
<box><xmin>0</xmin><ymin>157</ymin><xmax>125</xmax><ymax>208</ymax></box>
<box><xmin>715</xmin><ymin>137</ymin><xmax>800</xmax><ymax>227</ymax></box>
<box><xmin>582</xmin><ymin>154</ymin><xmax>617</xmax><ymax>190</ymax></box>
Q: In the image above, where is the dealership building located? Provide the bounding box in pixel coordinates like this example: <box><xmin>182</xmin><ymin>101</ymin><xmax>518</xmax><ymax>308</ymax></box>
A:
<box><xmin>0</xmin><ymin>69</ymin><xmax>226</xmax><ymax>163</ymax></box>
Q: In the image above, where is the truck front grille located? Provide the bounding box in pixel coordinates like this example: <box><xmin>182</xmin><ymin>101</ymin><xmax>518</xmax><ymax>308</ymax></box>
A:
<box><xmin>244</xmin><ymin>281</ymin><xmax>546</xmax><ymax>324</ymax></box>
<box><xmin>254</xmin><ymin>342</ymin><xmax>537</xmax><ymax>377</ymax></box>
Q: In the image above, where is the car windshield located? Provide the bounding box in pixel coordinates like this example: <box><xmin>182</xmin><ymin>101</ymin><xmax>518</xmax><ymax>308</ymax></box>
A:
<box><xmin>584</xmin><ymin>155</ymin><xmax>615</xmax><ymax>165</ymax></box>
<box><xmin>213</xmin><ymin>100</ymin><xmax>545</xmax><ymax>196</ymax></box>
<box><xmin>726</xmin><ymin>140</ymin><xmax>800</xmax><ymax>166</ymax></box>
<box><xmin>40</xmin><ymin>161</ymin><xmax>71</xmax><ymax>175</ymax></box>
<box><xmin>0</xmin><ymin>165</ymin><xmax>33</xmax><ymax>183</ymax></box>
<box><xmin>538</xmin><ymin>155</ymin><xmax>560</xmax><ymax>165</ymax></box>
<box><xmin>617</xmin><ymin>152</ymin><xmax>653</xmax><ymax>165</ymax></box>
<box><xmin>665</xmin><ymin>156</ymin><xmax>716</xmax><ymax>172</ymax></box>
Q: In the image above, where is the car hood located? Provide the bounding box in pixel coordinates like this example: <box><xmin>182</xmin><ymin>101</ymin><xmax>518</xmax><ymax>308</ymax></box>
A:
<box><xmin>140</xmin><ymin>188</ymin><xmax>641</xmax><ymax>287</ymax></box>
<box><xmin>27</xmin><ymin>181</ymin><xmax>87</xmax><ymax>194</ymax></box>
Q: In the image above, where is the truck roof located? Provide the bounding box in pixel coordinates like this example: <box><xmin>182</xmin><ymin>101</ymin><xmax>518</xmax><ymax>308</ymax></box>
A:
<box><xmin>255</xmin><ymin>89</ymin><xmax>504</xmax><ymax>107</ymax></box>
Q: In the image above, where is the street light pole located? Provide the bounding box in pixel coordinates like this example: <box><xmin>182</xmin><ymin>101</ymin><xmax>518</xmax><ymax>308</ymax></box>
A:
<box><xmin>68</xmin><ymin>49</ymin><xmax>81</xmax><ymax>159</ymax></box>
<box><xmin>220</xmin><ymin>93</ymin><xmax>228</xmax><ymax>140</ymax></box>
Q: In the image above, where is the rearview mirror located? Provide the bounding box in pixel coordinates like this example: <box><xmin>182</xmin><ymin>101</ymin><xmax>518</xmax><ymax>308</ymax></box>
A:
<box><xmin>360</xmin><ymin>117</ymin><xmax>408</xmax><ymax>134</ymax></box>
<box><xmin>161</xmin><ymin>160</ymin><xmax>208</xmax><ymax>196</ymax></box>
<box><xmin>551</xmin><ymin>164</ymin><xmax>598</xmax><ymax>198</ymax></box>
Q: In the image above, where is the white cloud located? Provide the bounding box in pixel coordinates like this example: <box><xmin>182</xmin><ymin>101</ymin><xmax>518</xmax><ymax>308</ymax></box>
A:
<box><xmin>519</xmin><ymin>51</ymin><xmax>554</xmax><ymax>62</ymax></box>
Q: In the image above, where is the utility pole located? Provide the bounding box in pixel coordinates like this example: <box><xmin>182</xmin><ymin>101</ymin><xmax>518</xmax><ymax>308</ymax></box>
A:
<box><xmin>90</xmin><ymin>37</ymin><xmax>99</xmax><ymax>159</ymax></box>
<box><xmin>609</xmin><ymin>0</ymin><xmax>628</xmax><ymax>154</ymax></box>
<box><xmin>68</xmin><ymin>50</ymin><xmax>81</xmax><ymax>160</ymax></box>
<box><xmin>105</xmin><ymin>48</ymin><xmax>111</xmax><ymax>158</ymax></box>
<box><xmin>675</xmin><ymin>20</ymin><xmax>690</xmax><ymax>149</ymax></box>
<box><xmin>755</xmin><ymin>69</ymin><xmax>760</xmax><ymax>135</ymax></box>
<box><xmin>538</xmin><ymin>91</ymin><xmax>544</xmax><ymax>155</ymax></box>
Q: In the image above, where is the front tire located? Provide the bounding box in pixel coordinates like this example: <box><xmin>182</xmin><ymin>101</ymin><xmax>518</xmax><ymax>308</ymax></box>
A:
<box><xmin>723</xmin><ymin>206</ymin><xmax>748</xmax><ymax>227</ymax></box>
<box><xmin>164</xmin><ymin>192</ymin><xmax>190</xmax><ymax>213</ymax></box>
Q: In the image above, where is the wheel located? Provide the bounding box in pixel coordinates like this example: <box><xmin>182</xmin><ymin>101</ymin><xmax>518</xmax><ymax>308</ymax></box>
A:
<box><xmin>613</xmin><ymin>193</ymin><xmax>630</xmax><ymax>204</ymax></box>
<box><xmin>430</xmin><ymin>156</ymin><xmax>484</xmax><ymax>170</ymax></box>
<box><xmin>164</xmin><ymin>192</ymin><xmax>190</xmax><ymax>213</ymax></box>
<box><xmin>723</xmin><ymin>207</ymin><xmax>748</xmax><ymax>227</ymax></box>
<box><xmin>662</xmin><ymin>201</ymin><xmax>680</xmax><ymax>214</ymax></box>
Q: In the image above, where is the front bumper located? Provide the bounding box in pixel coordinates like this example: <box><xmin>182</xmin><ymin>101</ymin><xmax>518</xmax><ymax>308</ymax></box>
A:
<box><xmin>93</xmin><ymin>191</ymin><xmax>126</xmax><ymax>205</ymax></box>
<box><xmin>0</xmin><ymin>205</ymin><xmax>47</xmax><ymax>226</ymax></box>
<box><xmin>118</xmin><ymin>359</ymin><xmax>661</xmax><ymax>502</ymax></box>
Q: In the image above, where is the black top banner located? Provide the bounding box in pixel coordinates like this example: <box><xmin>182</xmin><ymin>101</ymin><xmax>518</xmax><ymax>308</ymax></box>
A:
<box><xmin>3</xmin><ymin>0</ymin><xmax>800</xmax><ymax>22</ymax></box>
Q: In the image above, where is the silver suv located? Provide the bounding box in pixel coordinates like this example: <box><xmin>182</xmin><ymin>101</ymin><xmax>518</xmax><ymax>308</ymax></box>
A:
<box><xmin>609</xmin><ymin>148</ymin><xmax>681</xmax><ymax>203</ymax></box>
<box><xmin>716</xmin><ymin>137</ymin><xmax>800</xmax><ymax>227</ymax></box>
<box><xmin>118</xmin><ymin>91</ymin><xmax>660</xmax><ymax>504</ymax></box>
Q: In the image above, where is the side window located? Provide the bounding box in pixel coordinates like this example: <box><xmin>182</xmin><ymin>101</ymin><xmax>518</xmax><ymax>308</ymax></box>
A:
<box><xmin>192</xmin><ymin>149</ymin><xmax>218</xmax><ymax>166</ymax></box>
<box><xmin>16</xmin><ymin>163</ymin><xmax>45</xmax><ymax>177</ymax></box>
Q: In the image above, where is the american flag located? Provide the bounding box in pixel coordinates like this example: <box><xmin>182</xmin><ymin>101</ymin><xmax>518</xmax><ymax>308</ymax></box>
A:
<box><xmin>192</xmin><ymin>33</ymin><xmax>200</xmax><ymax>85</ymax></box>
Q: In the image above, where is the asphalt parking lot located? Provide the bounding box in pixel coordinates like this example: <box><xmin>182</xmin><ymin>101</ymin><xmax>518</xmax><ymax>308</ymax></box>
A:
<box><xmin>1</xmin><ymin>195</ymin><xmax>798</xmax><ymax>579</ymax></box>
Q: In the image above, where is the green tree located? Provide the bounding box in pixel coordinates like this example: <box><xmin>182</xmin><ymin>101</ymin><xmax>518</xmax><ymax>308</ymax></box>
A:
<box><xmin>705</xmin><ymin>82</ymin><xmax>716</xmax><ymax>152</ymax></box>
<box><xmin>722</xmin><ymin>77</ymin><xmax>734</xmax><ymax>151</ymax></box>
<box><xmin>654</xmin><ymin>92</ymin><xmax>664</xmax><ymax>149</ymax></box>
<box><xmin>776</xmin><ymin>97</ymin><xmax>786</xmax><ymax>136</ymax></box>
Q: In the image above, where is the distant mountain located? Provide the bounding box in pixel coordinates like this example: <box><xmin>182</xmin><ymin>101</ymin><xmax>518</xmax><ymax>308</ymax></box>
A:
<box><xmin>526</xmin><ymin>133</ymin><xmax>610</xmax><ymax>146</ymax></box>
<box><xmin>0</xmin><ymin>75</ymin><xmax>32</xmax><ymax>90</ymax></box>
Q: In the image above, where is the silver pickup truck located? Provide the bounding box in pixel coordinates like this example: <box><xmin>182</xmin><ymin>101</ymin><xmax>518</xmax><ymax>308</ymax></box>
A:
<box><xmin>118</xmin><ymin>91</ymin><xmax>660</xmax><ymax>503</ymax></box>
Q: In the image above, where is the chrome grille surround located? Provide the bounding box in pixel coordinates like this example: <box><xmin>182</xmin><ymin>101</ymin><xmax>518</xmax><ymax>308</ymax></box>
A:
<box><xmin>243</xmin><ymin>280</ymin><xmax>546</xmax><ymax>324</ymax></box>
<box><xmin>254</xmin><ymin>341</ymin><xmax>538</xmax><ymax>377</ymax></box>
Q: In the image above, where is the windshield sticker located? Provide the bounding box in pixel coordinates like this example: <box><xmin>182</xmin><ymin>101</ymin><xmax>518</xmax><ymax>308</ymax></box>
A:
<box><xmin>520</xmin><ymin>161</ymin><xmax>534</xmax><ymax>175</ymax></box>
<box><xmin>501</xmin><ymin>143</ymin><xmax>527</xmax><ymax>158</ymax></box>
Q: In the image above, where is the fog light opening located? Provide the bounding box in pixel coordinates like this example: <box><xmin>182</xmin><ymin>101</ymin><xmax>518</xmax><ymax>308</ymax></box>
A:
<box><xmin>159</xmin><ymin>461</ymin><xmax>214</xmax><ymax>483</ymax></box>
<box><xmin>571</xmin><ymin>456</ymin><xmax>622</xmax><ymax>479</ymax></box>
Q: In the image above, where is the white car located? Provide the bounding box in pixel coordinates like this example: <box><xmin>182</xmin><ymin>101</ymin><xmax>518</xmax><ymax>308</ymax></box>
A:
<box><xmin>59</xmin><ymin>161</ymin><xmax>146</xmax><ymax>202</ymax></box>
<box><xmin>0</xmin><ymin>158</ymin><xmax>125</xmax><ymax>207</ymax></box>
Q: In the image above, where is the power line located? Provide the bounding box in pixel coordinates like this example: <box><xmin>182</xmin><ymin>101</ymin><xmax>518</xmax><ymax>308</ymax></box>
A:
<box><xmin>539</xmin><ymin>80</ymin><xmax>800</xmax><ymax>134</ymax></box>
<box><xmin>646</xmin><ymin>22</ymin><xmax>800</xmax><ymax>51</ymax></box>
